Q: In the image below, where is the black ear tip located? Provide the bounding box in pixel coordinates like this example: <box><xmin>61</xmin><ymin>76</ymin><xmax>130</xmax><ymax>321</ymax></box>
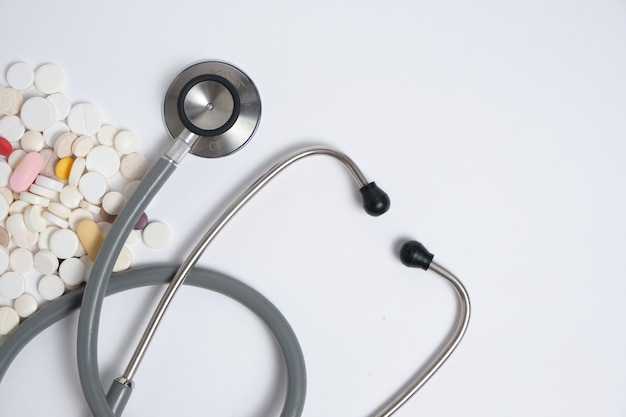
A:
<box><xmin>400</xmin><ymin>240</ymin><xmax>434</xmax><ymax>270</ymax></box>
<box><xmin>359</xmin><ymin>182</ymin><xmax>390</xmax><ymax>216</ymax></box>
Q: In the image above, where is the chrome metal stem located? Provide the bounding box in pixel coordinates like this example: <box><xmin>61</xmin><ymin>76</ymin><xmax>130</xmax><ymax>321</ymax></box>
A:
<box><xmin>373</xmin><ymin>260</ymin><xmax>471</xmax><ymax>417</ymax></box>
<box><xmin>122</xmin><ymin>146</ymin><xmax>370</xmax><ymax>380</ymax></box>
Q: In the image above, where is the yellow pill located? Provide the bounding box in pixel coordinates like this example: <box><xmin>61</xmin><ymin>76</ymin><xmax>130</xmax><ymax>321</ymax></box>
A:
<box><xmin>55</xmin><ymin>157</ymin><xmax>74</xmax><ymax>179</ymax></box>
<box><xmin>76</xmin><ymin>219</ymin><xmax>104</xmax><ymax>261</ymax></box>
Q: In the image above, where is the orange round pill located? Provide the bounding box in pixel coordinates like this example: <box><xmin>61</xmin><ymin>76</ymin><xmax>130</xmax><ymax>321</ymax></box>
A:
<box><xmin>55</xmin><ymin>157</ymin><xmax>74</xmax><ymax>179</ymax></box>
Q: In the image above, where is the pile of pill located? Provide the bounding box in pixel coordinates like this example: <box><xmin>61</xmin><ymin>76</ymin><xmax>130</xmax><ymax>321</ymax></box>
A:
<box><xmin>0</xmin><ymin>62</ymin><xmax>171</xmax><ymax>336</ymax></box>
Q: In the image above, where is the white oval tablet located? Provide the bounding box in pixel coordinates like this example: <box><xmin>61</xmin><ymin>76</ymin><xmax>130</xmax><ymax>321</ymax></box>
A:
<box><xmin>79</xmin><ymin>171</ymin><xmax>107</xmax><ymax>201</ymax></box>
<box><xmin>48</xmin><ymin>228</ymin><xmax>79</xmax><ymax>259</ymax></box>
<box><xmin>0</xmin><ymin>271</ymin><xmax>25</xmax><ymax>299</ymax></box>
<box><xmin>34</xmin><ymin>249</ymin><xmax>60</xmax><ymax>275</ymax></box>
<box><xmin>85</xmin><ymin>145</ymin><xmax>119</xmax><ymax>178</ymax></box>
<box><xmin>58</xmin><ymin>257</ymin><xmax>86</xmax><ymax>285</ymax></box>
<box><xmin>142</xmin><ymin>221</ymin><xmax>171</xmax><ymax>249</ymax></box>
<box><xmin>8</xmin><ymin>201</ymin><xmax>28</xmax><ymax>215</ymax></box>
<box><xmin>67</xmin><ymin>103</ymin><xmax>102</xmax><ymax>136</ymax></box>
<box><xmin>46</xmin><ymin>93</ymin><xmax>71</xmax><ymax>120</ymax></box>
<box><xmin>38</xmin><ymin>274</ymin><xmax>64</xmax><ymax>300</ymax></box>
<box><xmin>14</xmin><ymin>293</ymin><xmax>38</xmax><ymax>318</ymax></box>
<box><xmin>34</xmin><ymin>64</ymin><xmax>64</xmax><ymax>94</ymax></box>
<box><xmin>21</xmin><ymin>97</ymin><xmax>55</xmax><ymax>132</ymax></box>
<box><xmin>21</xmin><ymin>130</ymin><xmax>45</xmax><ymax>152</ymax></box>
<box><xmin>0</xmin><ymin>115</ymin><xmax>25</xmax><ymax>142</ymax></box>
<box><xmin>9</xmin><ymin>247</ymin><xmax>34</xmax><ymax>274</ymax></box>
<box><xmin>0</xmin><ymin>307</ymin><xmax>20</xmax><ymax>335</ymax></box>
<box><xmin>7</xmin><ymin>62</ymin><xmax>34</xmax><ymax>90</ymax></box>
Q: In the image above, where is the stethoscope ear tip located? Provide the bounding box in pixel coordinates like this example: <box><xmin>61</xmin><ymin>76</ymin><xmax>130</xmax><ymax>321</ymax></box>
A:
<box><xmin>400</xmin><ymin>240</ymin><xmax>434</xmax><ymax>270</ymax></box>
<box><xmin>359</xmin><ymin>182</ymin><xmax>390</xmax><ymax>216</ymax></box>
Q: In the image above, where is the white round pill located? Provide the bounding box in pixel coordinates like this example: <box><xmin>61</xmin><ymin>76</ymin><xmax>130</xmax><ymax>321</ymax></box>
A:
<box><xmin>34</xmin><ymin>64</ymin><xmax>64</xmax><ymax>94</ymax></box>
<box><xmin>120</xmin><ymin>153</ymin><xmax>148</xmax><ymax>180</ymax></box>
<box><xmin>59</xmin><ymin>185</ymin><xmax>83</xmax><ymax>209</ymax></box>
<box><xmin>0</xmin><ymin>162</ymin><xmax>11</xmax><ymax>187</ymax></box>
<box><xmin>9</xmin><ymin>201</ymin><xmax>28</xmax><ymax>215</ymax></box>
<box><xmin>34</xmin><ymin>249</ymin><xmax>59</xmax><ymax>275</ymax></box>
<box><xmin>6</xmin><ymin>62</ymin><xmax>34</xmax><ymax>90</ymax></box>
<box><xmin>14</xmin><ymin>293</ymin><xmax>37</xmax><ymax>318</ymax></box>
<box><xmin>53</xmin><ymin>131</ymin><xmax>77</xmax><ymax>158</ymax></box>
<box><xmin>142</xmin><ymin>221</ymin><xmax>171</xmax><ymax>249</ymax></box>
<box><xmin>102</xmin><ymin>191</ymin><xmax>125</xmax><ymax>215</ymax></box>
<box><xmin>68</xmin><ymin>208</ymin><xmax>93</xmax><ymax>230</ymax></box>
<box><xmin>35</xmin><ymin>175</ymin><xmax>64</xmax><ymax>192</ymax></box>
<box><xmin>85</xmin><ymin>145</ymin><xmax>119</xmax><ymax>178</ymax></box>
<box><xmin>38</xmin><ymin>226</ymin><xmax>59</xmax><ymax>250</ymax></box>
<box><xmin>7</xmin><ymin>149</ymin><xmax>26</xmax><ymax>169</ymax></box>
<box><xmin>0</xmin><ymin>246</ymin><xmax>9</xmax><ymax>274</ymax></box>
<box><xmin>0</xmin><ymin>187</ymin><xmax>13</xmax><ymax>205</ymax></box>
<box><xmin>24</xmin><ymin>205</ymin><xmax>47</xmax><ymax>232</ymax></box>
<box><xmin>43</xmin><ymin>211</ymin><xmax>69</xmax><ymax>229</ymax></box>
<box><xmin>0</xmin><ymin>115</ymin><xmax>25</xmax><ymax>142</ymax></box>
<box><xmin>113</xmin><ymin>130</ymin><xmax>138</xmax><ymax>155</ymax></box>
<box><xmin>38</xmin><ymin>274</ymin><xmax>64</xmax><ymax>300</ymax></box>
<box><xmin>67</xmin><ymin>103</ymin><xmax>102</xmax><ymax>136</ymax></box>
<box><xmin>46</xmin><ymin>92</ymin><xmax>71</xmax><ymax>120</ymax></box>
<box><xmin>96</xmin><ymin>125</ymin><xmax>117</xmax><ymax>146</ymax></box>
<box><xmin>72</xmin><ymin>136</ymin><xmax>96</xmax><ymax>158</ymax></box>
<box><xmin>0</xmin><ymin>307</ymin><xmax>20</xmax><ymax>335</ymax></box>
<box><xmin>68</xmin><ymin>157</ymin><xmax>86</xmax><ymax>187</ymax></box>
<box><xmin>21</xmin><ymin>130</ymin><xmax>45</xmax><ymax>152</ymax></box>
<box><xmin>79</xmin><ymin>171</ymin><xmax>107</xmax><ymax>202</ymax></box>
<box><xmin>113</xmin><ymin>245</ymin><xmax>132</xmax><ymax>272</ymax></box>
<box><xmin>21</xmin><ymin>96</ymin><xmax>55</xmax><ymax>132</ymax></box>
<box><xmin>125</xmin><ymin>229</ymin><xmax>140</xmax><ymax>245</ymax></box>
<box><xmin>9</xmin><ymin>248</ymin><xmax>34</xmax><ymax>274</ymax></box>
<box><xmin>58</xmin><ymin>257</ymin><xmax>86</xmax><ymax>286</ymax></box>
<box><xmin>6</xmin><ymin>213</ymin><xmax>28</xmax><ymax>236</ymax></box>
<box><xmin>0</xmin><ymin>271</ymin><xmax>25</xmax><ymax>299</ymax></box>
<box><xmin>42</xmin><ymin>121</ymin><xmax>70</xmax><ymax>147</ymax></box>
<box><xmin>49</xmin><ymin>228</ymin><xmax>79</xmax><ymax>259</ymax></box>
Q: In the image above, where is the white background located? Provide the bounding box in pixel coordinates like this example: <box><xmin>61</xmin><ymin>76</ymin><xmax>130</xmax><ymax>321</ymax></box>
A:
<box><xmin>0</xmin><ymin>1</ymin><xmax>625</xmax><ymax>416</ymax></box>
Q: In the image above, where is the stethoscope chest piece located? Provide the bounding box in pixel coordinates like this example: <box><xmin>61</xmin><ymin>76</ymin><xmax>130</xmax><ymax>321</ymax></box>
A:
<box><xmin>163</xmin><ymin>60</ymin><xmax>261</xmax><ymax>158</ymax></box>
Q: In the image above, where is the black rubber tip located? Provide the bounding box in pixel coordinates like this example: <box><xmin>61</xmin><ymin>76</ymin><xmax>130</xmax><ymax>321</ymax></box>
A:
<box><xmin>400</xmin><ymin>240</ymin><xmax>434</xmax><ymax>270</ymax></box>
<box><xmin>359</xmin><ymin>182</ymin><xmax>390</xmax><ymax>216</ymax></box>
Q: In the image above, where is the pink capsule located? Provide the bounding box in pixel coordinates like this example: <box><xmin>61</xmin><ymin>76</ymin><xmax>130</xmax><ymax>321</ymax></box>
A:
<box><xmin>9</xmin><ymin>152</ymin><xmax>44</xmax><ymax>192</ymax></box>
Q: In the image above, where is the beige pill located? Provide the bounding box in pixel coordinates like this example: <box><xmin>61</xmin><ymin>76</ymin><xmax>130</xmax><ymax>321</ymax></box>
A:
<box><xmin>39</xmin><ymin>149</ymin><xmax>59</xmax><ymax>177</ymax></box>
<box><xmin>113</xmin><ymin>246</ymin><xmax>132</xmax><ymax>272</ymax></box>
<box><xmin>0</xmin><ymin>186</ymin><xmax>14</xmax><ymax>205</ymax></box>
<box><xmin>0</xmin><ymin>87</ymin><xmax>24</xmax><ymax>116</ymax></box>
<box><xmin>0</xmin><ymin>227</ymin><xmax>9</xmax><ymax>247</ymax></box>
<box><xmin>120</xmin><ymin>152</ymin><xmax>148</xmax><ymax>180</ymax></box>
<box><xmin>53</xmin><ymin>132</ymin><xmax>77</xmax><ymax>158</ymax></box>
<box><xmin>72</xmin><ymin>136</ymin><xmax>96</xmax><ymax>157</ymax></box>
<box><xmin>76</xmin><ymin>219</ymin><xmax>104</xmax><ymax>261</ymax></box>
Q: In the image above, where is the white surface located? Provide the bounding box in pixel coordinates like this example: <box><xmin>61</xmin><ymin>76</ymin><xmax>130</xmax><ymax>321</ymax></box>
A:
<box><xmin>0</xmin><ymin>1</ymin><xmax>625</xmax><ymax>416</ymax></box>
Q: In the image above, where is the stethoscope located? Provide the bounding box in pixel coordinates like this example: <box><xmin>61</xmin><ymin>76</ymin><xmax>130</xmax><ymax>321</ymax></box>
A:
<box><xmin>0</xmin><ymin>60</ymin><xmax>470</xmax><ymax>417</ymax></box>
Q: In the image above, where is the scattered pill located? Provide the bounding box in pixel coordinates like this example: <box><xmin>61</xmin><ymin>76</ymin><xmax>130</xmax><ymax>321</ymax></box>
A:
<box><xmin>123</xmin><ymin>180</ymin><xmax>141</xmax><ymax>198</ymax></box>
<box><xmin>96</xmin><ymin>125</ymin><xmax>117</xmax><ymax>146</ymax></box>
<box><xmin>34</xmin><ymin>249</ymin><xmax>60</xmax><ymax>275</ymax></box>
<box><xmin>39</xmin><ymin>148</ymin><xmax>59</xmax><ymax>177</ymax></box>
<box><xmin>10</xmin><ymin>151</ymin><xmax>44</xmax><ymax>192</ymax></box>
<box><xmin>0</xmin><ymin>162</ymin><xmax>11</xmax><ymax>187</ymax></box>
<box><xmin>35</xmin><ymin>175</ymin><xmax>64</xmax><ymax>192</ymax></box>
<box><xmin>43</xmin><ymin>211</ymin><xmax>69</xmax><ymax>229</ymax></box>
<box><xmin>76</xmin><ymin>219</ymin><xmax>104</xmax><ymax>261</ymax></box>
<box><xmin>125</xmin><ymin>229</ymin><xmax>140</xmax><ymax>245</ymax></box>
<box><xmin>58</xmin><ymin>257</ymin><xmax>86</xmax><ymax>286</ymax></box>
<box><xmin>0</xmin><ymin>227</ymin><xmax>9</xmax><ymax>247</ymax></box>
<box><xmin>48</xmin><ymin>201</ymin><xmax>71</xmax><ymax>218</ymax></box>
<box><xmin>0</xmin><ymin>136</ymin><xmax>12</xmax><ymax>156</ymax></box>
<box><xmin>0</xmin><ymin>271</ymin><xmax>25</xmax><ymax>299</ymax></box>
<box><xmin>38</xmin><ymin>226</ymin><xmax>59</xmax><ymax>250</ymax></box>
<box><xmin>24</xmin><ymin>205</ymin><xmax>47</xmax><ymax>232</ymax></box>
<box><xmin>114</xmin><ymin>130</ymin><xmax>138</xmax><ymax>155</ymax></box>
<box><xmin>8</xmin><ymin>201</ymin><xmax>28</xmax><ymax>215</ymax></box>
<box><xmin>0</xmin><ymin>306</ymin><xmax>20</xmax><ymax>335</ymax></box>
<box><xmin>79</xmin><ymin>199</ymin><xmax>101</xmax><ymax>214</ymax></box>
<box><xmin>19</xmin><ymin>191</ymin><xmax>50</xmax><ymax>207</ymax></box>
<box><xmin>46</xmin><ymin>92</ymin><xmax>71</xmax><ymax>120</ymax></box>
<box><xmin>72</xmin><ymin>136</ymin><xmax>96</xmax><ymax>158</ymax></box>
<box><xmin>42</xmin><ymin>120</ymin><xmax>70</xmax><ymax>147</ymax></box>
<box><xmin>102</xmin><ymin>191</ymin><xmax>125</xmax><ymax>215</ymax></box>
<box><xmin>97</xmin><ymin>221</ymin><xmax>112</xmax><ymax>237</ymax></box>
<box><xmin>142</xmin><ymin>221</ymin><xmax>171</xmax><ymax>249</ymax></box>
<box><xmin>85</xmin><ymin>145</ymin><xmax>119</xmax><ymax>178</ymax></box>
<box><xmin>68</xmin><ymin>157</ymin><xmax>86</xmax><ymax>187</ymax></box>
<box><xmin>55</xmin><ymin>156</ymin><xmax>73</xmax><ymax>179</ymax></box>
<box><xmin>9</xmin><ymin>248</ymin><xmax>34</xmax><ymax>274</ymax></box>
<box><xmin>0</xmin><ymin>187</ymin><xmax>13</xmax><ymax>205</ymax></box>
<box><xmin>68</xmin><ymin>208</ymin><xmax>93</xmax><ymax>230</ymax></box>
<box><xmin>48</xmin><ymin>228</ymin><xmax>80</xmax><ymax>259</ymax></box>
<box><xmin>0</xmin><ymin>87</ymin><xmax>23</xmax><ymax>116</ymax></box>
<box><xmin>38</xmin><ymin>274</ymin><xmax>64</xmax><ymax>300</ymax></box>
<box><xmin>120</xmin><ymin>152</ymin><xmax>148</xmax><ymax>180</ymax></box>
<box><xmin>134</xmin><ymin>212</ymin><xmax>148</xmax><ymax>230</ymax></box>
<box><xmin>20</xmin><ymin>96</ymin><xmax>55</xmax><ymax>132</ymax></box>
<box><xmin>53</xmin><ymin>132</ymin><xmax>77</xmax><ymax>158</ymax></box>
<box><xmin>0</xmin><ymin>246</ymin><xmax>8</xmax><ymax>273</ymax></box>
<box><xmin>0</xmin><ymin>115</ymin><xmax>25</xmax><ymax>142</ymax></box>
<box><xmin>29</xmin><ymin>183</ymin><xmax>58</xmax><ymax>200</ymax></box>
<box><xmin>7</xmin><ymin>149</ymin><xmax>26</xmax><ymax>169</ymax></box>
<box><xmin>34</xmin><ymin>64</ymin><xmax>64</xmax><ymax>94</ymax></box>
<box><xmin>67</xmin><ymin>103</ymin><xmax>102</xmax><ymax>136</ymax></box>
<box><xmin>59</xmin><ymin>185</ymin><xmax>82</xmax><ymax>209</ymax></box>
<box><xmin>113</xmin><ymin>245</ymin><xmax>132</xmax><ymax>272</ymax></box>
<box><xmin>14</xmin><ymin>293</ymin><xmax>38</xmax><ymax>318</ymax></box>
<box><xmin>13</xmin><ymin>231</ymin><xmax>39</xmax><ymax>249</ymax></box>
<box><xmin>79</xmin><ymin>171</ymin><xmax>107</xmax><ymax>202</ymax></box>
<box><xmin>5</xmin><ymin>213</ymin><xmax>28</xmax><ymax>236</ymax></box>
<box><xmin>21</xmin><ymin>130</ymin><xmax>45</xmax><ymax>152</ymax></box>
<box><xmin>6</xmin><ymin>62</ymin><xmax>34</xmax><ymax>90</ymax></box>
